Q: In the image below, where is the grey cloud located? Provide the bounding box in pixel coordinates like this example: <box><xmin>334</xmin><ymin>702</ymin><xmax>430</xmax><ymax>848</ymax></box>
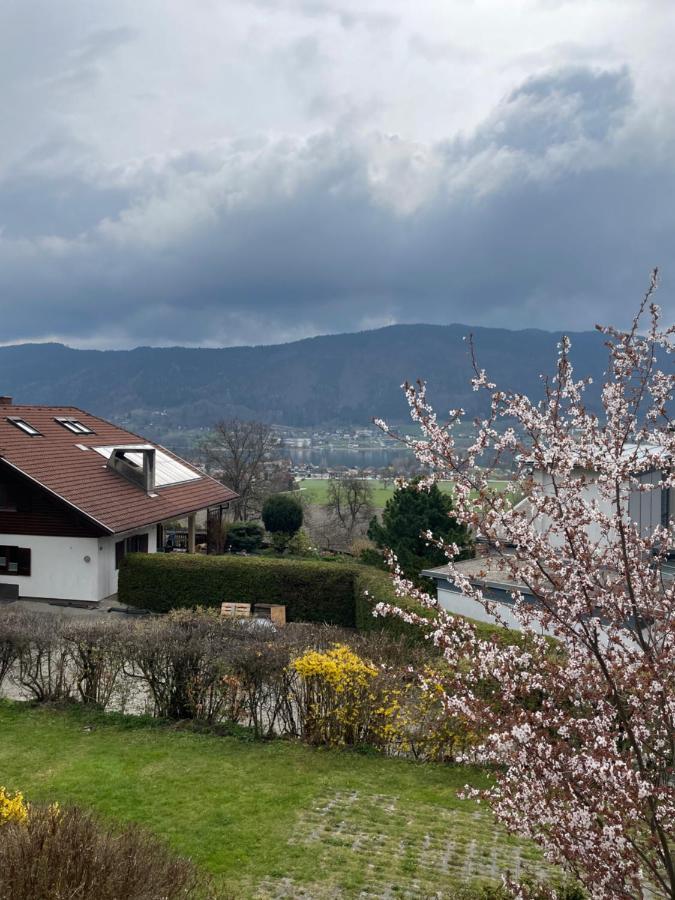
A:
<box><xmin>0</xmin><ymin>64</ymin><xmax>673</xmax><ymax>348</ymax></box>
<box><xmin>408</xmin><ymin>34</ymin><xmax>479</xmax><ymax>64</ymax></box>
<box><xmin>468</xmin><ymin>66</ymin><xmax>632</xmax><ymax>154</ymax></box>
<box><xmin>49</xmin><ymin>25</ymin><xmax>137</xmax><ymax>92</ymax></box>
<box><xmin>0</xmin><ymin>171</ymin><xmax>132</xmax><ymax>240</ymax></box>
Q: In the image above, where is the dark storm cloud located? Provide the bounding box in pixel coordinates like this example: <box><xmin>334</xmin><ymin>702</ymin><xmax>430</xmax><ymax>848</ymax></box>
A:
<box><xmin>468</xmin><ymin>66</ymin><xmax>633</xmax><ymax>151</ymax></box>
<box><xmin>0</xmin><ymin>64</ymin><xmax>673</xmax><ymax>347</ymax></box>
<box><xmin>0</xmin><ymin>172</ymin><xmax>132</xmax><ymax>241</ymax></box>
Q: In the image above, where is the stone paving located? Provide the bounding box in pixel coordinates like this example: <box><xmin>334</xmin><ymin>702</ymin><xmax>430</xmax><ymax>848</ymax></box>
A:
<box><xmin>255</xmin><ymin>790</ymin><xmax>554</xmax><ymax>899</ymax></box>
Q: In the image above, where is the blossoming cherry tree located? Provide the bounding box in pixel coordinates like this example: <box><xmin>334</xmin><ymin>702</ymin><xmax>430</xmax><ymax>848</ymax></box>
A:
<box><xmin>375</xmin><ymin>272</ymin><xmax>675</xmax><ymax>899</ymax></box>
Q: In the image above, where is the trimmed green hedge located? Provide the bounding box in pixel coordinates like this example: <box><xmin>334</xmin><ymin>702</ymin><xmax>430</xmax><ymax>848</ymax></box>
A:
<box><xmin>119</xmin><ymin>554</ymin><xmax>357</xmax><ymax>626</ymax></box>
<box><xmin>354</xmin><ymin>567</ymin><xmax>434</xmax><ymax>642</ymax></box>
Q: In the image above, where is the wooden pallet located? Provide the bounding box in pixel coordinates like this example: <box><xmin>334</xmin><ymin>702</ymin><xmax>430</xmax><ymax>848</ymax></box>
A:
<box><xmin>220</xmin><ymin>602</ymin><xmax>252</xmax><ymax>618</ymax></box>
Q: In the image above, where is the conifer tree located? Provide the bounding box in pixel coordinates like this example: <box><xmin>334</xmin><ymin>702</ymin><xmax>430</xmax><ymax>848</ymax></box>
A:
<box><xmin>367</xmin><ymin>480</ymin><xmax>472</xmax><ymax>584</ymax></box>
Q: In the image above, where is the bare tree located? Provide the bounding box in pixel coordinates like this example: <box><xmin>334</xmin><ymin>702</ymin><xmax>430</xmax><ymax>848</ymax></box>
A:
<box><xmin>325</xmin><ymin>477</ymin><xmax>374</xmax><ymax>544</ymax></box>
<box><xmin>202</xmin><ymin>419</ymin><xmax>281</xmax><ymax>520</ymax></box>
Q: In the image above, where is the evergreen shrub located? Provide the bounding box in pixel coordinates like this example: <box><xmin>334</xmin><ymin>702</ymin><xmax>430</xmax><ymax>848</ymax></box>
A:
<box><xmin>226</xmin><ymin>521</ymin><xmax>265</xmax><ymax>553</ymax></box>
<box><xmin>262</xmin><ymin>494</ymin><xmax>303</xmax><ymax>536</ymax></box>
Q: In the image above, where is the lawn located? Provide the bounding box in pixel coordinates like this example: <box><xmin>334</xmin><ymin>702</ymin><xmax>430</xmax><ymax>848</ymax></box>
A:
<box><xmin>0</xmin><ymin>701</ymin><xmax>552</xmax><ymax>898</ymax></box>
<box><xmin>298</xmin><ymin>479</ymin><xmax>511</xmax><ymax>508</ymax></box>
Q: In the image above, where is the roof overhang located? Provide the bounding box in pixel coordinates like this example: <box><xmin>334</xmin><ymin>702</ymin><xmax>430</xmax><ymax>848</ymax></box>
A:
<box><xmin>107</xmin><ymin>496</ymin><xmax>235</xmax><ymax>535</ymax></box>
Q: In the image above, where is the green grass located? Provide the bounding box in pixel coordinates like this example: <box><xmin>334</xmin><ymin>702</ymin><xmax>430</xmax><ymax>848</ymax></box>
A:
<box><xmin>298</xmin><ymin>479</ymin><xmax>510</xmax><ymax>507</ymax></box>
<box><xmin>0</xmin><ymin>701</ymin><xmax>553</xmax><ymax>898</ymax></box>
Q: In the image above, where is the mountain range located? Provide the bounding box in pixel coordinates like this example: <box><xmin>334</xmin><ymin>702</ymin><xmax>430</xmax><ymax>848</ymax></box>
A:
<box><xmin>0</xmin><ymin>324</ymin><xmax>608</xmax><ymax>434</ymax></box>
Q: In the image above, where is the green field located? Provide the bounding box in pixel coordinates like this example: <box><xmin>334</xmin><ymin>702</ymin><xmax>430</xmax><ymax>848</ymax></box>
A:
<box><xmin>298</xmin><ymin>478</ymin><xmax>510</xmax><ymax>507</ymax></box>
<box><xmin>0</xmin><ymin>701</ymin><xmax>552</xmax><ymax>898</ymax></box>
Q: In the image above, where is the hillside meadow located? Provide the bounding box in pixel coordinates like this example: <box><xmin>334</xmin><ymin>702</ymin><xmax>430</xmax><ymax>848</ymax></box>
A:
<box><xmin>297</xmin><ymin>478</ymin><xmax>511</xmax><ymax>507</ymax></box>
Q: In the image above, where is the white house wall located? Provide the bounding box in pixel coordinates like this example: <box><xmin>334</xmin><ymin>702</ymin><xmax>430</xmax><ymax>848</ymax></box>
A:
<box><xmin>437</xmin><ymin>585</ymin><xmax>528</xmax><ymax>630</ymax></box>
<box><xmin>533</xmin><ymin>469</ymin><xmax>670</xmax><ymax>546</ymax></box>
<box><xmin>436</xmin><ymin>585</ymin><xmax>555</xmax><ymax>637</ymax></box>
<box><xmin>532</xmin><ymin>471</ymin><xmax>610</xmax><ymax>547</ymax></box>
<box><xmin>0</xmin><ymin>534</ymin><xmax>100</xmax><ymax>602</ymax></box>
<box><xmin>0</xmin><ymin>525</ymin><xmax>157</xmax><ymax>603</ymax></box>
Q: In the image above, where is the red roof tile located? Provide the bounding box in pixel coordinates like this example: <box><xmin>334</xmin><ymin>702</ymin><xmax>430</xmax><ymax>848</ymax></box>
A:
<box><xmin>0</xmin><ymin>405</ymin><xmax>237</xmax><ymax>534</ymax></box>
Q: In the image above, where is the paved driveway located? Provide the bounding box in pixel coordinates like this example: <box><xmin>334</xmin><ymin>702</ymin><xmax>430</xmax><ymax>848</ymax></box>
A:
<box><xmin>0</xmin><ymin>595</ymin><xmax>140</xmax><ymax>619</ymax></box>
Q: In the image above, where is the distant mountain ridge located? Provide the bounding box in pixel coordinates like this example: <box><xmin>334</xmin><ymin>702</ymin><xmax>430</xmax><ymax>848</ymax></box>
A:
<box><xmin>0</xmin><ymin>324</ymin><xmax>608</xmax><ymax>431</ymax></box>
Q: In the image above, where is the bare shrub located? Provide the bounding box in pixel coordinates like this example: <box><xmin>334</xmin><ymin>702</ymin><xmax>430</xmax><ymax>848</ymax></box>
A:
<box><xmin>124</xmin><ymin>610</ymin><xmax>243</xmax><ymax>722</ymax></box>
<box><xmin>0</xmin><ymin>803</ymin><xmax>205</xmax><ymax>900</ymax></box>
<box><xmin>0</xmin><ymin>607</ymin><xmax>449</xmax><ymax>759</ymax></box>
<box><xmin>228</xmin><ymin>624</ymin><xmax>296</xmax><ymax>738</ymax></box>
<box><xmin>63</xmin><ymin>618</ymin><xmax>131</xmax><ymax>706</ymax></box>
<box><xmin>13</xmin><ymin>612</ymin><xmax>72</xmax><ymax>702</ymax></box>
<box><xmin>0</xmin><ymin>609</ymin><xmax>23</xmax><ymax>692</ymax></box>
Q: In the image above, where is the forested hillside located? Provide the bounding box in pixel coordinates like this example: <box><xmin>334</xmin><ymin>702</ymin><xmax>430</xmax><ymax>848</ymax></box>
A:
<box><xmin>0</xmin><ymin>323</ymin><xmax>607</xmax><ymax>429</ymax></box>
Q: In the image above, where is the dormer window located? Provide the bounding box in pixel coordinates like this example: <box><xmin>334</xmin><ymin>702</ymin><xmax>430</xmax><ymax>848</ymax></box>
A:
<box><xmin>55</xmin><ymin>417</ymin><xmax>94</xmax><ymax>435</ymax></box>
<box><xmin>7</xmin><ymin>417</ymin><xmax>41</xmax><ymax>436</ymax></box>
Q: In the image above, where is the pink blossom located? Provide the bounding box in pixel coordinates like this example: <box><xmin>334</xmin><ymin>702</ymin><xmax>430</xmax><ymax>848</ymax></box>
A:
<box><xmin>374</xmin><ymin>271</ymin><xmax>675</xmax><ymax>899</ymax></box>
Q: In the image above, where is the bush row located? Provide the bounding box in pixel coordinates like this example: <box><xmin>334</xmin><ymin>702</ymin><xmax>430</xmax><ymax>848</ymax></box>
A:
<box><xmin>0</xmin><ymin>609</ymin><xmax>454</xmax><ymax>753</ymax></box>
<box><xmin>119</xmin><ymin>553</ymin><xmax>437</xmax><ymax>641</ymax></box>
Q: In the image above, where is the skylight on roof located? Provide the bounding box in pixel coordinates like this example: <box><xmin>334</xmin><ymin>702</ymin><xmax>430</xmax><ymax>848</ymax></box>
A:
<box><xmin>7</xmin><ymin>417</ymin><xmax>41</xmax><ymax>436</ymax></box>
<box><xmin>93</xmin><ymin>445</ymin><xmax>201</xmax><ymax>487</ymax></box>
<box><xmin>55</xmin><ymin>417</ymin><xmax>94</xmax><ymax>435</ymax></box>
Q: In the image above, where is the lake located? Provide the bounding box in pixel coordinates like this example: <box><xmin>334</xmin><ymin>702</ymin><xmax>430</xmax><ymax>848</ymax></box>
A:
<box><xmin>280</xmin><ymin>446</ymin><xmax>413</xmax><ymax>469</ymax></box>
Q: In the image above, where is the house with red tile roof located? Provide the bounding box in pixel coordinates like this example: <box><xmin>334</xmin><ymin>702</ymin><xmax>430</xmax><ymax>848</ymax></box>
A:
<box><xmin>0</xmin><ymin>397</ymin><xmax>237</xmax><ymax>604</ymax></box>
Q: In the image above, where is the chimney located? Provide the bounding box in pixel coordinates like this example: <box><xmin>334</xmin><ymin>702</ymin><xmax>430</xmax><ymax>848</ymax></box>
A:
<box><xmin>0</xmin><ymin>397</ymin><xmax>12</xmax><ymax>407</ymax></box>
<box><xmin>107</xmin><ymin>447</ymin><xmax>156</xmax><ymax>493</ymax></box>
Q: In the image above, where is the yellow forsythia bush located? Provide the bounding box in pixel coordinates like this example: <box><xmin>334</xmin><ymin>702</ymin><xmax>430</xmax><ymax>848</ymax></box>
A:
<box><xmin>0</xmin><ymin>787</ymin><xmax>29</xmax><ymax>826</ymax></box>
<box><xmin>376</xmin><ymin>671</ymin><xmax>479</xmax><ymax>762</ymax></box>
<box><xmin>293</xmin><ymin>644</ymin><xmax>378</xmax><ymax>690</ymax></box>
<box><xmin>292</xmin><ymin>644</ymin><xmax>379</xmax><ymax>746</ymax></box>
<box><xmin>292</xmin><ymin>646</ymin><xmax>477</xmax><ymax>759</ymax></box>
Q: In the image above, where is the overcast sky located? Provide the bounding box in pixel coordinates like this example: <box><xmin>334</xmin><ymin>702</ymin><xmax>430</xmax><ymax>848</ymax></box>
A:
<box><xmin>1</xmin><ymin>0</ymin><xmax>674</xmax><ymax>348</ymax></box>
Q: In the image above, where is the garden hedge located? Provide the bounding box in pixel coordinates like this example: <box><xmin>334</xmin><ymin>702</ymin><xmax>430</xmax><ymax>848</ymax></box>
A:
<box><xmin>353</xmin><ymin>566</ymin><xmax>434</xmax><ymax>642</ymax></box>
<box><xmin>119</xmin><ymin>553</ymin><xmax>433</xmax><ymax>635</ymax></box>
<box><xmin>118</xmin><ymin>554</ymin><xmax>358</xmax><ymax>626</ymax></box>
<box><xmin>119</xmin><ymin>553</ymin><xmax>511</xmax><ymax>643</ymax></box>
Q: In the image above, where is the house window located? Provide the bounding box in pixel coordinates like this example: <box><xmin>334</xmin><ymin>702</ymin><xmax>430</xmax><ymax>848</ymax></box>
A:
<box><xmin>55</xmin><ymin>417</ymin><xmax>95</xmax><ymax>435</ymax></box>
<box><xmin>7</xmin><ymin>417</ymin><xmax>41</xmax><ymax>436</ymax></box>
<box><xmin>127</xmin><ymin>534</ymin><xmax>149</xmax><ymax>554</ymax></box>
<box><xmin>115</xmin><ymin>533</ymin><xmax>149</xmax><ymax>569</ymax></box>
<box><xmin>0</xmin><ymin>546</ymin><xmax>31</xmax><ymax>576</ymax></box>
<box><xmin>0</xmin><ymin>484</ymin><xmax>16</xmax><ymax>512</ymax></box>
